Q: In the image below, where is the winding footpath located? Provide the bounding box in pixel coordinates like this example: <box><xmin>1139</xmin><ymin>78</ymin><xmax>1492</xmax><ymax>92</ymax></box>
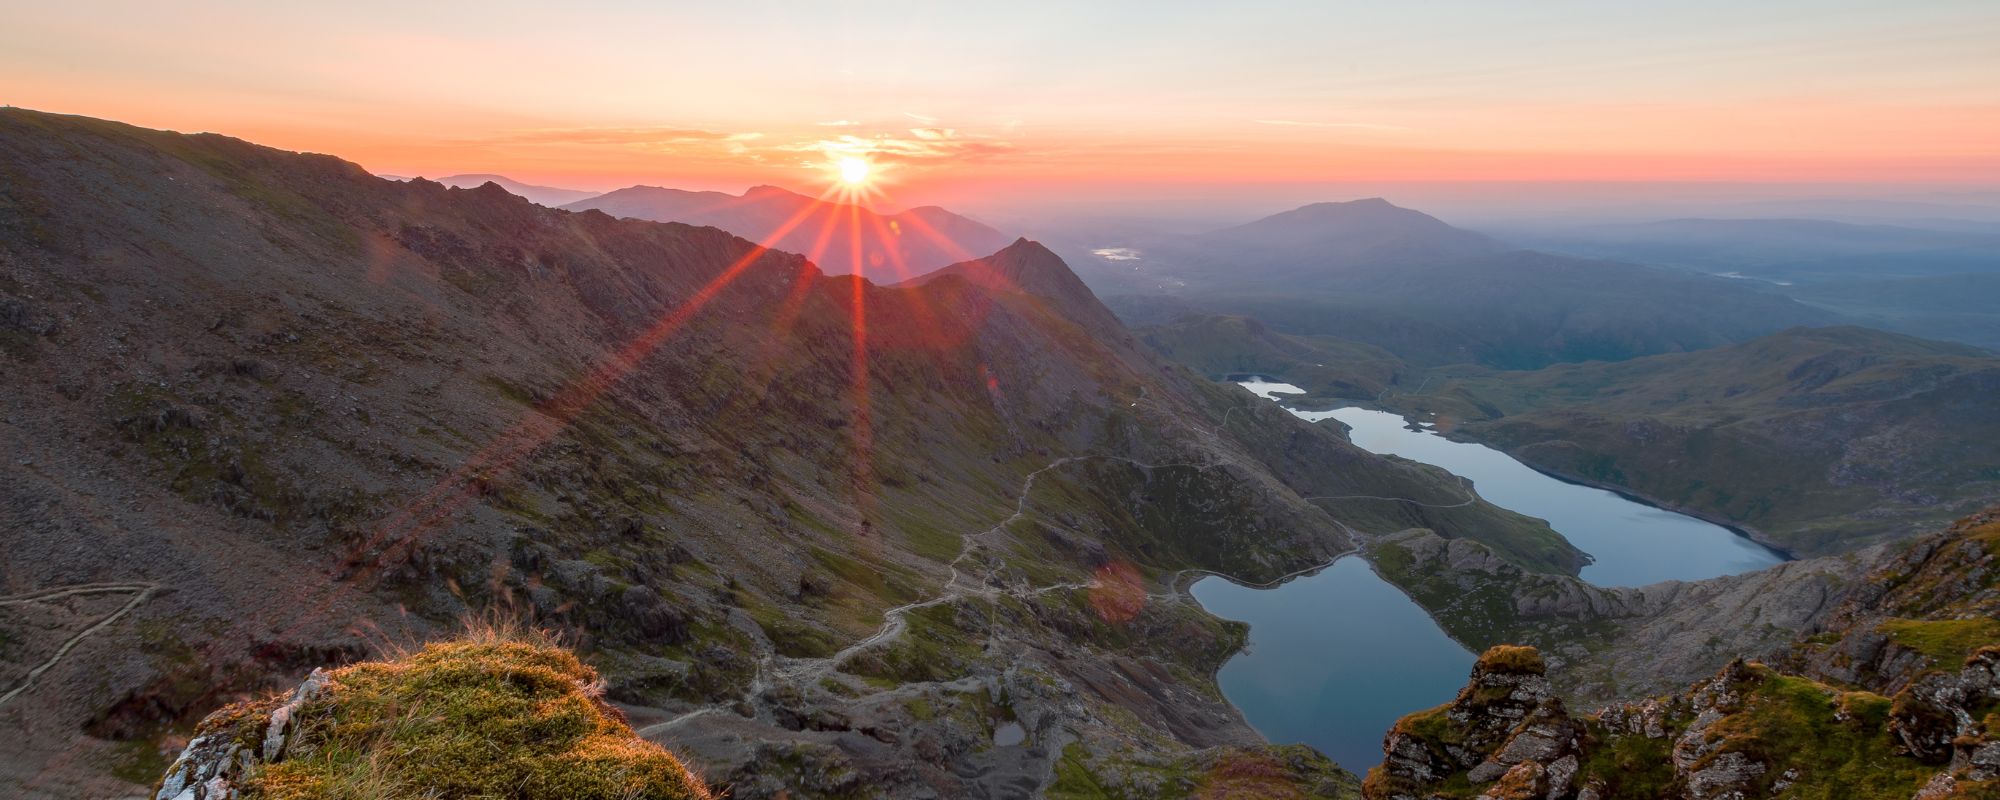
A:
<box><xmin>0</xmin><ymin>582</ymin><xmax>158</xmax><ymax>708</ymax></box>
<box><xmin>639</xmin><ymin>385</ymin><xmax>1469</xmax><ymax>763</ymax></box>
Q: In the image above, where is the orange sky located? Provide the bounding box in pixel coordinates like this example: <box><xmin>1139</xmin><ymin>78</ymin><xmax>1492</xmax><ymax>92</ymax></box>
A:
<box><xmin>6</xmin><ymin>1</ymin><xmax>1998</xmax><ymax>206</ymax></box>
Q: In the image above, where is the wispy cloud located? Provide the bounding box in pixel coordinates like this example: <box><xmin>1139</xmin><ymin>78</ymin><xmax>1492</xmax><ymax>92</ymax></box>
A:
<box><xmin>1254</xmin><ymin>119</ymin><xmax>1408</xmax><ymax>131</ymax></box>
<box><xmin>492</xmin><ymin>126</ymin><xmax>757</xmax><ymax>145</ymax></box>
<box><xmin>903</xmin><ymin>111</ymin><xmax>939</xmax><ymax>124</ymax></box>
<box><xmin>784</xmin><ymin>127</ymin><xmax>1014</xmax><ymax>166</ymax></box>
<box><xmin>816</xmin><ymin>119</ymin><xmax>860</xmax><ymax>127</ymax></box>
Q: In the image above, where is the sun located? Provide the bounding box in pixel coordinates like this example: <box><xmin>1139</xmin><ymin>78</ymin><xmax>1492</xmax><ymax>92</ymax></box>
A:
<box><xmin>837</xmin><ymin>156</ymin><xmax>872</xmax><ymax>187</ymax></box>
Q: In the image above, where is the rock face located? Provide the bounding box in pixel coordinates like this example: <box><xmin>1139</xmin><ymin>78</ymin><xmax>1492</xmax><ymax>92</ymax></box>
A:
<box><xmin>1364</xmin><ymin>509</ymin><xmax>2000</xmax><ymax>800</ymax></box>
<box><xmin>1368</xmin><ymin>646</ymin><xmax>1583</xmax><ymax>800</ymax></box>
<box><xmin>154</xmin><ymin>669</ymin><xmax>330</xmax><ymax>800</ymax></box>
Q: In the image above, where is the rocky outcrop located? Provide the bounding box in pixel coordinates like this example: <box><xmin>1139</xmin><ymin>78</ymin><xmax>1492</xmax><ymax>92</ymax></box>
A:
<box><xmin>154</xmin><ymin>669</ymin><xmax>330</xmax><ymax>800</ymax></box>
<box><xmin>1368</xmin><ymin>646</ymin><xmax>1584</xmax><ymax>800</ymax></box>
<box><xmin>1368</xmin><ymin>648</ymin><xmax>2000</xmax><ymax>800</ymax></box>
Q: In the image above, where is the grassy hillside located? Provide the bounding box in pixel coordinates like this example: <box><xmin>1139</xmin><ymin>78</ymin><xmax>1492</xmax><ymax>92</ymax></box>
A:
<box><xmin>1135</xmin><ymin>314</ymin><xmax>1408</xmax><ymax>399</ymax></box>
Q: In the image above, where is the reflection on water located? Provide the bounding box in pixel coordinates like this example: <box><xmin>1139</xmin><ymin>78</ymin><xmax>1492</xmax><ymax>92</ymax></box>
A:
<box><xmin>1185</xmin><ymin>378</ymin><xmax>1789</xmax><ymax>773</ymax></box>
<box><xmin>1191</xmin><ymin>558</ymin><xmax>1473</xmax><ymax>773</ymax></box>
<box><xmin>1305</xmin><ymin>407</ymin><xmax>1783</xmax><ymax>587</ymax></box>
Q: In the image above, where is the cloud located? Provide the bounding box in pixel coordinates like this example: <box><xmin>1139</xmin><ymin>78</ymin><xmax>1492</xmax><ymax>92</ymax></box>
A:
<box><xmin>816</xmin><ymin>119</ymin><xmax>860</xmax><ymax>127</ymax></box>
<box><xmin>903</xmin><ymin>111</ymin><xmax>939</xmax><ymax>124</ymax></box>
<box><xmin>492</xmin><ymin>126</ymin><xmax>755</xmax><ymax>146</ymax></box>
<box><xmin>1254</xmin><ymin>119</ymin><xmax>1408</xmax><ymax>131</ymax></box>
<box><xmin>783</xmin><ymin>128</ymin><xmax>1014</xmax><ymax>166</ymax></box>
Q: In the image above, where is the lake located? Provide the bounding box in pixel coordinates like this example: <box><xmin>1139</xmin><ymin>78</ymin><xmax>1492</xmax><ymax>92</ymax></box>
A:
<box><xmin>1191</xmin><ymin>377</ymin><xmax>1786</xmax><ymax>772</ymax></box>
<box><xmin>1190</xmin><ymin>558</ymin><xmax>1475</xmax><ymax>774</ymax></box>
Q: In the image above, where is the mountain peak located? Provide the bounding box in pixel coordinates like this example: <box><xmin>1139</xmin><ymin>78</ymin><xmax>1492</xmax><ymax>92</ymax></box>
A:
<box><xmin>743</xmin><ymin>184</ymin><xmax>803</xmax><ymax>199</ymax></box>
<box><xmin>897</xmin><ymin>239</ymin><xmax>1124</xmax><ymax>335</ymax></box>
<box><xmin>1198</xmin><ymin>196</ymin><xmax>1498</xmax><ymax>263</ymax></box>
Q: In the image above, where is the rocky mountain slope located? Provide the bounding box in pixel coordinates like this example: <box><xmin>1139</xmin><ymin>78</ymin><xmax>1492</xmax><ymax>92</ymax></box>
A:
<box><xmin>562</xmin><ymin>184</ymin><xmax>1010</xmax><ymax>277</ymax></box>
<box><xmin>1365</xmin><ymin>508</ymin><xmax>2000</xmax><ymax>800</ymax></box>
<box><xmin>1377</xmin><ymin>326</ymin><xmax>2000</xmax><ymax>556</ymax></box>
<box><xmin>0</xmin><ymin>109</ymin><xmax>1559</xmax><ymax>797</ymax></box>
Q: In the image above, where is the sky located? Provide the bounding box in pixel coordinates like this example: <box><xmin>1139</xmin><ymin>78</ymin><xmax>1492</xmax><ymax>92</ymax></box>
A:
<box><xmin>6</xmin><ymin>0</ymin><xmax>1999</xmax><ymax>213</ymax></box>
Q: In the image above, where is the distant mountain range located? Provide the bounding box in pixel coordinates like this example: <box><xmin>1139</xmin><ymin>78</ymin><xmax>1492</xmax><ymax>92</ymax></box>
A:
<box><xmin>384</xmin><ymin>173</ymin><xmax>603</xmax><ymax>207</ymax></box>
<box><xmin>1092</xmin><ymin>198</ymin><xmax>1838</xmax><ymax>369</ymax></box>
<box><xmin>564</xmin><ymin>184</ymin><xmax>1011</xmax><ymax>277</ymax></box>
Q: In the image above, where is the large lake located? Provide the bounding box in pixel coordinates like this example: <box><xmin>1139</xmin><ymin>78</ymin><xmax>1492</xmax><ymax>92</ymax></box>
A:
<box><xmin>1190</xmin><ymin>557</ymin><xmax>1474</xmax><ymax>774</ymax></box>
<box><xmin>1196</xmin><ymin>378</ymin><xmax>1786</xmax><ymax>773</ymax></box>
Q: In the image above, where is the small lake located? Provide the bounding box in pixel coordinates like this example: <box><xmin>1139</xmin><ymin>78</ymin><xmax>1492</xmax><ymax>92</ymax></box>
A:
<box><xmin>1191</xmin><ymin>557</ymin><xmax>1474</xmax><ymax>774</ymax></box>
<box><xmin>1191</xmin><ymin>377</ymin><xmax>1786</xmax><ymax>772</ymax></box>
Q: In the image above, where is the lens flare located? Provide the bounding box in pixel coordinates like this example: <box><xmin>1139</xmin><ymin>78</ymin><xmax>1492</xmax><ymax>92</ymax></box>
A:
<box><xmin>837</xmin><ymin>156</ymin><xmax>872</xmax><ymax>186</ymax></box>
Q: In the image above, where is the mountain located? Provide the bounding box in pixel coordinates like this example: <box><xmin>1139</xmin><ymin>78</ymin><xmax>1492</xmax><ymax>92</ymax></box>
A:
<box><xmin>563</xmin><ymin>184</ymin><xmax>1012</xmax><ymax>277</ymax></box>
<box><xmin>425</xmin><ymin>173</ymin><xmax>602</xmax><ymax>207</ymax></box>
<box><xmin>893</xmin><ymin>236</ymin><xmax>1128</xmax><ymax>336</ymax></box>
<box><xmin>1095</xmin><ymin>199</ymin><xmax>1839</xmax><ymax>369</ymax></box>
<box><xmin>1193</xmin><ymin>197</ymin><xmax>1500</xmax><ymax>273</ymax></box>
<box><xmin>0</xmin><ymin>109</ymin><xmax>1563</xmax><ymax>797</ymax></box>
<box><xmin>1378</xmin><ymin>326</ymin><xmax>2000</xmax><ymax>556</ymax></box>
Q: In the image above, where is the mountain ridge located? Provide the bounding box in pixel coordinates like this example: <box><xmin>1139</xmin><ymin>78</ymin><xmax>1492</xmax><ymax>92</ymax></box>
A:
<box><xmin>424</xmin><ymin>173</ymin><xmax>603</xmax><ymax>207</ymax></box>
<box><xmin>562</xmin><ymin>183</ymin><xmax>1011</xmax><ymax>277</ymax></box>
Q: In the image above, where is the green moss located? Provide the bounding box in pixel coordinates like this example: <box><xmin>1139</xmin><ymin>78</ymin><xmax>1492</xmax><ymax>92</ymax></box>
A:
<box><xmin>109</xmin><ymin>738</ymin><xmax>178</xmax><ymax>786</ymax></box>
<box><xmin>228</xmin><ymin>633</ymin><xmax>710</xmax><ymax>800</ymax></box>
<box><xmin>1700</xmin><ymin>669</ymin><xmax>1934</xmax><ymax>799</ymax></box>
<box><xmin>1876</xmin><ymin>618</ymin><xmax>2000</xmax><ymax>665</ymax></box>
<box><xmin>846</xmin><ymin>602</ymin><xmax>982</xmax><ymax>684</ymax></box>
<box><xmin>1574</xmin><ymin>724</ymin><xmax>1678</xmax><ymax>799</ymax></box>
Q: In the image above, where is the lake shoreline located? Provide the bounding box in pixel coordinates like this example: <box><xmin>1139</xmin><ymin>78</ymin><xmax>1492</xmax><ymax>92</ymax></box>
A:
<box><xmin>1271</xmin><ymin>390</ymin><xmax>1799</xmax><ymax>565</ymax></box>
